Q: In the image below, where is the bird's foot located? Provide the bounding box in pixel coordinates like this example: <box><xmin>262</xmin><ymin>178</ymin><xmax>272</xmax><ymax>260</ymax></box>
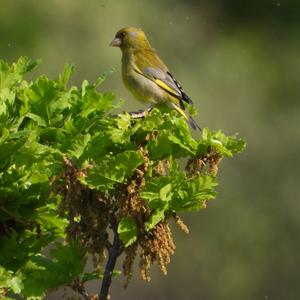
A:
<box><xmin>129</xmin><ymin>109</ymin><xmax>147</xmax><ymax>119</ymax></box>
<box><xmin>129</xmin><ymin>106</ymin><xmax>153</xmax><ymax>119</ymax></box>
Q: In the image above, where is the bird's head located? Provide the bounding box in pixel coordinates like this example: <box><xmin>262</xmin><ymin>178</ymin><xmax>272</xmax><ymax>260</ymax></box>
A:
<box><xmin>110</xmin><ymin>27</ymin><xmax>151</xmax><ymax>50</ymax></box>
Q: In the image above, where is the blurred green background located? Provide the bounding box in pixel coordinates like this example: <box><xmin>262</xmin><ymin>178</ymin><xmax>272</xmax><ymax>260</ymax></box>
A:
<box><xmin>1</xmin><ymin>0</ymin><xmax>300</xmax><ymax>299</ymax></box>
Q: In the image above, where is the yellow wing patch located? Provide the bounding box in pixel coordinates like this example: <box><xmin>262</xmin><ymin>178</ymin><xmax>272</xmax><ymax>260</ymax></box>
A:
<box><xmin>132</xmin><ymin>63</ymin><xmax>180</xmax><ymax>99</ymax></box>
<box><xmin>171</xmin><ymin>104</ymin><xmax>188</xmax><ymax>120</ymax></box>
<box><xmin>154</xmin><ymin>79</ymin><xmax>179</xmax><ymax>98</ymax></box>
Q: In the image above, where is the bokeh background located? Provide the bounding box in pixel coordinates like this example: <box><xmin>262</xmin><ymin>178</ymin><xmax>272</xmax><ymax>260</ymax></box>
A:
<box><xmin>1</xmin><ymin>0</ymin><xmax>300</xmax><ymax>299</ymax></box>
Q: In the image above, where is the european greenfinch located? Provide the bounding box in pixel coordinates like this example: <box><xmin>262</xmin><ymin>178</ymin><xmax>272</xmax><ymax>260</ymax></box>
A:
<box><xmin>110</xmin><ymin>27</ymin><xmax>200</xmax><ymax>130</ymax></box>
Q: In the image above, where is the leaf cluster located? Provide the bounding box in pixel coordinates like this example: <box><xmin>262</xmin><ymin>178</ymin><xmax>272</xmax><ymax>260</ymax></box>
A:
<box><xmin>0</xmin><ymin>57</ymin><xmax>245</xmax><ymax>299</ymax></box>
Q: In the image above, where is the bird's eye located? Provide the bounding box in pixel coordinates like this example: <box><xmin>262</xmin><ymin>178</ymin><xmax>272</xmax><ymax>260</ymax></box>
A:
<box><xmin>121</xmin><ymin>31</ymin><xmax>126</xmax><ymax>37</ymax></box>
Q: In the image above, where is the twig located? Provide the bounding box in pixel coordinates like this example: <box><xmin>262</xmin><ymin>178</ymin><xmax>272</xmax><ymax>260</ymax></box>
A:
<box><xmin>99</xmin><ymin>228</ymin><xmax>123</xmax><ymax>300</ymax></box>
<box><xmin>77</xmin><ymin>285</ymin><xmax>89</xmax><ymax>300</ymax></box>
<box><xmin>70</xmin><ymin>278</ymin><xmax>90</xmax><ymax>300</ymax></box>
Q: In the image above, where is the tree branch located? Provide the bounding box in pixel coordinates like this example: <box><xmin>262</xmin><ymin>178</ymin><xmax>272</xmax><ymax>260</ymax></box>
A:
<box><xmin>77</xmin><ymin>284</ymin><xmax>89</xmax><ymax>300</ymax></box>
<box><xmin>99</xmin><ymin>229</ymin><xmax>123</xmax><ymax>300</ymax></box>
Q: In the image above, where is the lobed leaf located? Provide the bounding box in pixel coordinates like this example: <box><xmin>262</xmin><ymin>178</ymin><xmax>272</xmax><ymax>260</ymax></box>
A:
<box><xmin>118</xmin><ymin>217</ymin><xmax>138</xmax><ymax>247</ymax></box>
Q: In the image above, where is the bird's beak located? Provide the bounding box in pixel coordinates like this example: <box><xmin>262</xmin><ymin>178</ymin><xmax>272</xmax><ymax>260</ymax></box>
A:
<box><xmin>109</xmin><ymin>37</ymin><xmax>121</xmax><ymax>47</ymax></box>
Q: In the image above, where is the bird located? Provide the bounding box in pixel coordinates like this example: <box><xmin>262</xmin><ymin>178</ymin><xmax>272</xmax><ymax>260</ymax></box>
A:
<box><xmin>110</xmin><ymin>26</ymin><xmax>200</xmax><ymax>130</ymax></box>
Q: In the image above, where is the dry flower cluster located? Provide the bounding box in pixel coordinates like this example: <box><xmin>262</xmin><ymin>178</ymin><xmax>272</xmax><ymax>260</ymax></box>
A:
<box><xmin>51</xmin><ymin>143</ymin><xmax>221</xmax><ymax>299</ymax></box>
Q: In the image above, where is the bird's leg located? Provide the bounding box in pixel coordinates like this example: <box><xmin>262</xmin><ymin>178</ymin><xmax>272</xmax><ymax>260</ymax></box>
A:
<box><xmin>129</xmin><ymin>109</ymin><xmax>146</xmax><ymax>119</ymax></box>
<box><xmin>147</xmin><ymin>106</ymin><xmax>153</xmax><ymax>113</ymax></box>
<box><xmin>129</xmin><ymin>106</ymin><xmax>153</xmax><ymax>119</ymax></box>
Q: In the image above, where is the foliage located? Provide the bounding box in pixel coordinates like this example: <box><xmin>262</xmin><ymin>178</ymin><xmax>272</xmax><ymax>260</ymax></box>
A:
<box><xmin>0</xmin><ymin>57</ymin><xmax>245</xmax><ymax>299</ymax></box>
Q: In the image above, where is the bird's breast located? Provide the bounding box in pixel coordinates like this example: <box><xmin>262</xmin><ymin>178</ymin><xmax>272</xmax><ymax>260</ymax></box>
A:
<box><xmin>121</xmin><ymin>54</ymin><xmax>165</xmax><ymax>104</ymax></box>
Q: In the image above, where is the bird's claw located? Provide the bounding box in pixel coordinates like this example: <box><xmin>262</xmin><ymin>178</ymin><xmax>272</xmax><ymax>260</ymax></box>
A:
<box><xmin>129</xmin><ymin>107</ymin><xmax>153</xmax><ymax>119</ymax></box>
<box><xmin>129</xmin><ymin>110</ymin><xmax>147</xmax><ymax>119</ymax></box>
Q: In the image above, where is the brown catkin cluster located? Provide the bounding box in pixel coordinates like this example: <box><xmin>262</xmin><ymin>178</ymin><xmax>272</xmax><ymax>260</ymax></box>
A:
<box><xmin>153</xmin><ymin>159</ymin><xmax>170</xmax><ymax>176</ymax></box>
<box><xmin>174</xmin><ymin>215</ymin><xmax>189</xmax><ymax>234</ymax></box>
<box><xmin>122</xmin><ymin>244</ymin><xmax>138</xmax><ymax>288</ymax></box>
<box><xmin>120</xmin><ymin>154</ymin><xmax>181</xmax><ymax>286</ymax></box>
<box><xmin>186</xmin><ymin>149</ymin><xmax>222</xmax><ymax>177</ymax></box>
<box><xmin>186</xmin><ymin>157</ymin><xmax>206</xmax><ymax>176</ymax></box>
<box><xmin>58</xmin><ymin>158</ymin><xmax>110</xmax><ymax>265</ymax></box>
<box><xmin>117</xmin><ymin>148</ymin><xmax>153</xmax><ymax>285</ymax></box>
<box><xmin>138</xmin><ymin>222</ymin><xmax>176</xmax><ymax>280</ymax></box>
<box><xmin>139</xmin><ymin>252</ymin><xmax>151</xmax><ymax>282</ymax></box>
<box><xmin>209</xmin><ymin>154</ymin><xmax>222</xmax><ymax>176</ymax></box>
<box><xmin>53</xmin><ymin>143</ymin><xmax>215</xmax><ymax>293</ymax></box>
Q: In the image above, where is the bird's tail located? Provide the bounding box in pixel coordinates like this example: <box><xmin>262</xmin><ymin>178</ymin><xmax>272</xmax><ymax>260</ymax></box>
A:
<box><xmin>187</xmin><ymin>113</ymin><xmax>201</xmax><ymax>131</ymax></box>
<box><xmin>171</xmin><ymin>103</ymin><xmax>201</xmax><ymax>131</ymax></box>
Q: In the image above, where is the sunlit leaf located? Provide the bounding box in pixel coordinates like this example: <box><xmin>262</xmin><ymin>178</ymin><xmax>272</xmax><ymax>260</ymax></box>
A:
<box><xmin>118</xmin><ymin>217</ymin><xmax>138</xmax><ymax>247</ymax></box>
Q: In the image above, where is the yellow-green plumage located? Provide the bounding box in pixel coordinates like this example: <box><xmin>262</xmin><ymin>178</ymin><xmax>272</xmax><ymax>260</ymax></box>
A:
<box><xmin>110</xmin><ymin>27</ymin><xmax>200</xmax><ymax>130</ymax></box>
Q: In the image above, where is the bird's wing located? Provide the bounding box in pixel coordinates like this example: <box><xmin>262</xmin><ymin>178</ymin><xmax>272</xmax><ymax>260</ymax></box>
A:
<box><xmin>133</xmin><ymin>50</ymin><xmax>193</xmax><ymax>107</ymax></box>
